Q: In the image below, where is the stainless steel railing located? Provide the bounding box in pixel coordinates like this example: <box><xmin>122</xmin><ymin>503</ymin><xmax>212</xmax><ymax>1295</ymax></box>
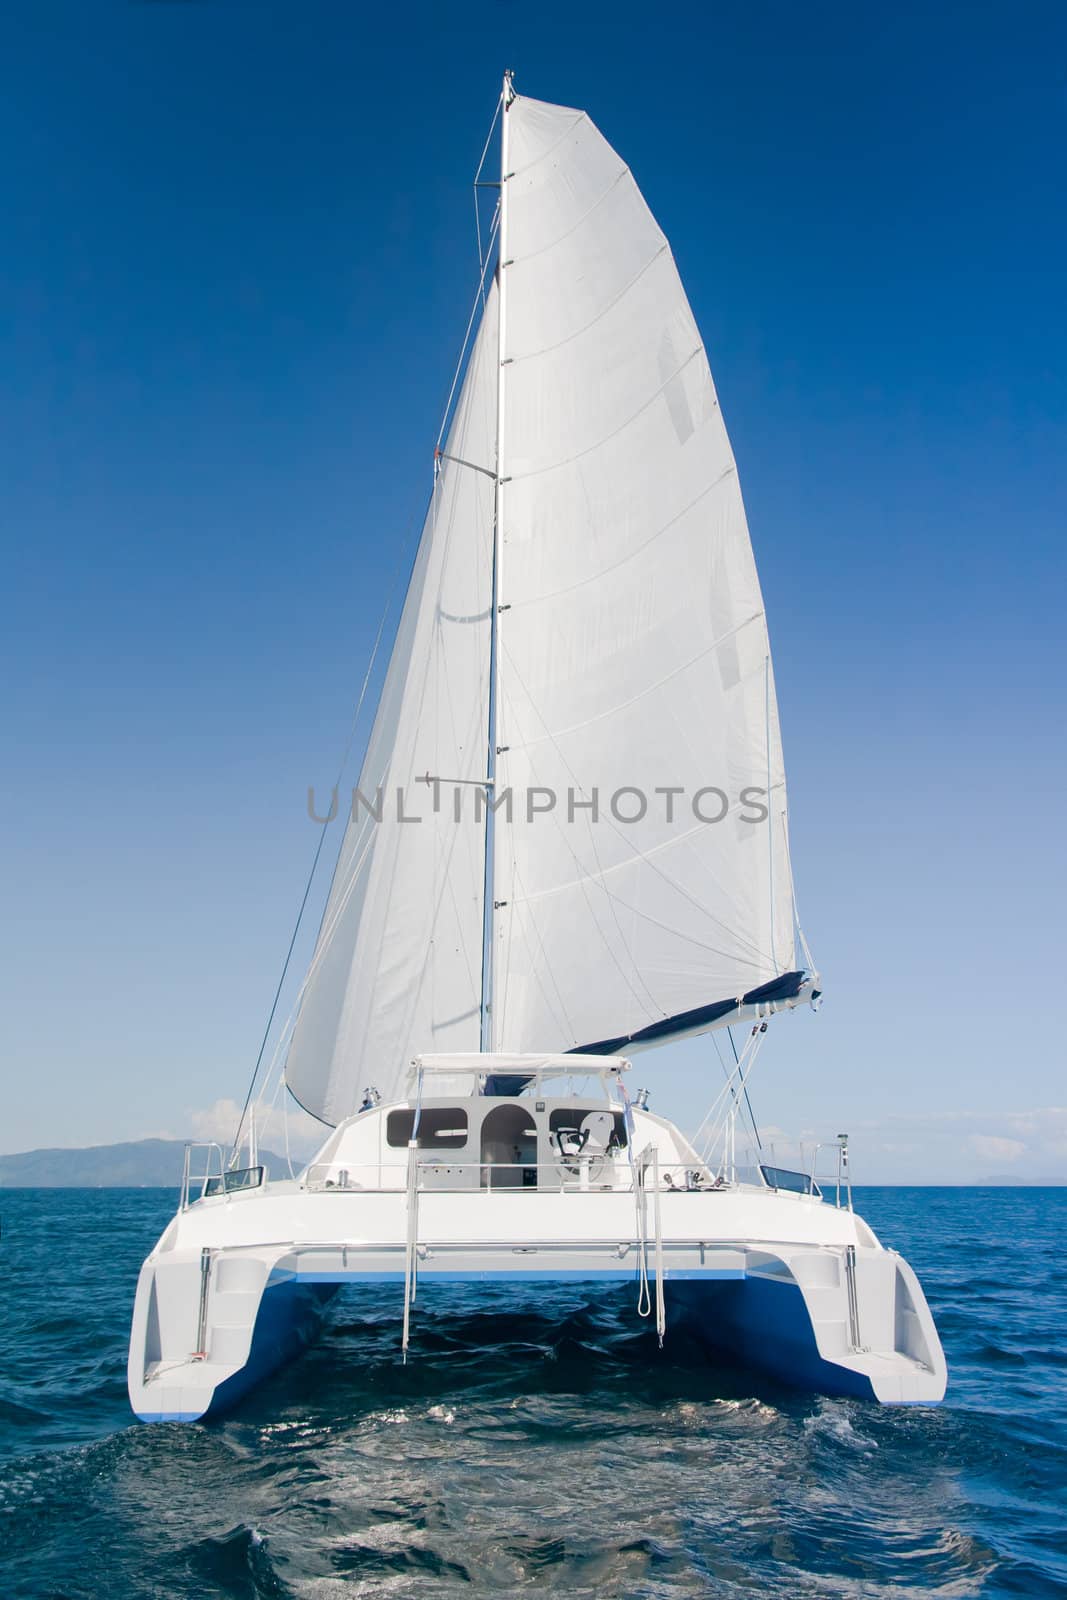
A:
<box><xmin>180</xmin><ymin>1142</ymin><xmax>224</xmax><ymax>1209</ymax></box>
<box><xmin>180</xmin><ymin>1143</ymin><xmax>265</xmax><ymax>1208</ymax></box>
<box><xmin>301</xmin><ymin>1157</ymin><xmax>721</xmax><ymax>1196</ymax></box>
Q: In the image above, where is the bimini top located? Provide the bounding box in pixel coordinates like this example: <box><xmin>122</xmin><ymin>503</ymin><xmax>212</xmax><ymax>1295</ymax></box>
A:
<box><xmin>410</xmin><ymin>1052</ymin><xmax>631</xmax><ymax>1080</ymax></box>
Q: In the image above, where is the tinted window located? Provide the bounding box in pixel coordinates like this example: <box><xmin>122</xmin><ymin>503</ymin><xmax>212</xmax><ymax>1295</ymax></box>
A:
<box><xmin>759</xmin><ymin>1164</ymin><xmax>818</xmax><ymax>1195</ymax></box>
<box><xmin>204</xmin><ymin>1165</ymin><xmax>264</xmax><ymax>1196</ymax></box>
<box><xmin>386</xmin><ymin>1108</ymin><xmax>469</xmax><ymax>1149</ymax></box>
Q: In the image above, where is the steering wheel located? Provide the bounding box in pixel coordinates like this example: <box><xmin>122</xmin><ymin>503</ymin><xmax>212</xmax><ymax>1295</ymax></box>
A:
<box><xmin>553</xmin><ymin>1127</ymin><xmax>589</xmax><ymax>1160</ymax></box>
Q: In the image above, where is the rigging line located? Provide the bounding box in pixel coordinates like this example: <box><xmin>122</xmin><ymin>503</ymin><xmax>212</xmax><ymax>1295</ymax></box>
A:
<box><xmin>434</xmin><ymin>208</ymin><xmax>500</xmax><ymax>457</ymax></box>
<box><xmin>282</xmin><ymin>1075</ymin><xmax>295</xmax><ymax>1180</ymax></box>
<box><xmin>694</xmin><ymin>1031</ymin><xmax>757</xmax><ymax>1165</ymax></box>
<box><xmin>286</xmin><ymin>140</ymin><xmax>499</xmax><ymax>1075</ymax></box>
<box><xmin>295</xmin><ymin>501</ymin><xmax>455</xmax><ymax>1065</ymax></box>
<box><xmin>719</xmin><ymin>1026</ymin><xmax>762</xmax><ymax>1152</ymax></box>
<box><xmin>473</xmin><ymin>92</ymin><xmax>504</xmax><ymax>297</ymax></box>
<box><xmin>765</xmin><ymin>655</ymin><xmax>777</xmax><ymax>974</ymax></box>
<box><xmin>697</xmin><ymin>1027</ymin><xmax>766</xmax><ymax>1168</ymax></box>
<box><xmin>251</xmin><ymin>790</ymin><xmax>388</xmax><ymax>1125</ymax></box>
<box><xmin>691</xmin><ymin>1036</ymin><xmax>731</xmax><ymax>1152</ymax></box>
<box><xmin>229</xmin><ymin>573</ymin><xmax>403</xmax><ymax>1162</ymax></box>
<box><xmin>473</xmin><ymin>90</ymin><xmax>504</xmax><ymax>186</ymax></box>
<box><xmin>231</xmin><ymin>464</ymin><xmax>438</xmax><ymax>1158</ymax></box>
<box><xmin>732</xmin><ymin>1031</ymin><xmax>766</xmax><ymax>1158</ymax></box>
<box><xmin>694</xmin><ymin>1027</ymin><xmax>760</xmax><ymax>1151</ymax></box>
<box><xmin>782</xmin><ymin>804</ymin><xmax>816</xmax><ymax>974</ymax></box>
<box><xmin>729</xmin><ymin>1024</ymin><xmax>764</xmax><ymax>1152</ymax></box>
<box><xmin>253</xmin><ymin>337</ymin><xmax>493</xmax><ymax>1117</ymax></box>
<box><xmin>250</xmin><ymin>168</ymin><xmax>498</xmax><ymax>1122</ymax></box>
<box><xmin>240</xmin><ymin>467</ymin><xmax>459</xmax><ymax>1127</ymax></box>
<box><xmin>259</xmin><ymin>758</ymin><xmax>388</xmax><ymax>1081</ymax></box>
<box><xmin>744</xmin><ymin>1077</ymin><xmax>763</xmax><ymax>1152</ymax></box>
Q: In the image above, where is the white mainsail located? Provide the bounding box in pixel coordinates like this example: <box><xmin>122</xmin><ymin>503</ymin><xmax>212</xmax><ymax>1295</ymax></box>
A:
<box><xmin>286</xmin><ymin>90</ymin><xmax>802</xmax><ymax>1123</ymax></box>
<box><xmin>491</xmin><ymin>96</ymin><xmax>796</xmax><ymax>1056</ymax></box>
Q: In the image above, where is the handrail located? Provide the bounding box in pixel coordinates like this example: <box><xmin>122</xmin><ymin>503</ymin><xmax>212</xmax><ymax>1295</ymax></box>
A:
<box><xmin>804</xmin><ymin>1139</ymin><xmax>853</xmax><ymax>1209</ymax></box>
<box><xmin>170</xmin><ymin>1230</ymin><xmax>848</xmax><ymax>1259</ymax></box>
<box><xmin>401</xmin><ymin>1142</ymin><xmax>420</xmax><ymax>1361</ymax></box>
<box><xmin>180</xmin><ymin>1142</ymin><xmax>225</xmax><ymax>1210</ymax></box>
<box><xmin>301</xmin><ymin>1157</ymin><xmax>720</xmax><ymax>1195</ymax></box>
<box><xmin>191</xmin><ymin>1247</ymin><xmax>212</xmax><ymax>1360</ymax></box>
<box><xmin>844</xmin><ymin>1243</ymin><xmax>866</xmax><ymax>1350</ymax></box>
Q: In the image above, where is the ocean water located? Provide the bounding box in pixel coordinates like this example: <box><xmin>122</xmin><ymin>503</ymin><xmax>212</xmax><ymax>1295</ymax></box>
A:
<box><xmin>0</xmin><ymin>1187</ymin><xmax>1064</xmax><ymax>1598</ymax></box>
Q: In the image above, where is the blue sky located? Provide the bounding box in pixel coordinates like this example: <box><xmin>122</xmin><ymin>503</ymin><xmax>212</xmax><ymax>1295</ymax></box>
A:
<box><xmin>2</xmin><ymin>2</ymin><xmax>1064</xmax><ymax>1180</ymax></box>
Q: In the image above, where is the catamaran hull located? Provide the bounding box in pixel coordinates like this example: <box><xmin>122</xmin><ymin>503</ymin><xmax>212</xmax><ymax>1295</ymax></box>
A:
<box><xmin>128</xmin><ymin>1253</ymin><xmax>337</xmax><ymax>1422</ymax></box>
<box><xmin>128</xmin><ymin>1189</ymin><xmax>946</xmax><ymax>1420</ymax></box>
<box><xmin>664</xmin><ymin>1251</ymin><xmax>945</xmax><ymax>1404</ymax></box>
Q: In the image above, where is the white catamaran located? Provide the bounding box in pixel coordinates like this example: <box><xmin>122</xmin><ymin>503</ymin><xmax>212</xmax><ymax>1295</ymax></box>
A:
<box><xmin>128</xmin><ymin>75</ymin><xmax>946</xmax><ymax>1420</ymax></box>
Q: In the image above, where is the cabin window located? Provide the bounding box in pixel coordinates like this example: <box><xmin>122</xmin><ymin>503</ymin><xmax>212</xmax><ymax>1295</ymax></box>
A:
<box><xmin>759</xmin><ymin>1164</ymin><xmax>818</xmax><ymax>1196</ymax></box>
<box><xmin>203</xmin><ymin>1165</ymin><xmax>264</xmax><ymax>1197</ymax></box>
<box><xmin>386</xmin><ymin>1108</ymin><xmax>469</xmax><ymax>1149</ymax></box>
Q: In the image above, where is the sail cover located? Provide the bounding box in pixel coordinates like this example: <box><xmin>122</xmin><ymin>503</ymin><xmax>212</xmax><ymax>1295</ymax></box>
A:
<box><xmin>490</xmin><ymin>96</ymin><xmax>797</xmax><ymax>1056</ymax></box>
<box><xmin>285</xmin><ymin>287</ymin><xmax>498</xmax><ymax>1126</ymax></box>
<box><xmin>287</xmin><ymin>91</ymin><xmax>802</xmax><ymax>1121</ymax></box>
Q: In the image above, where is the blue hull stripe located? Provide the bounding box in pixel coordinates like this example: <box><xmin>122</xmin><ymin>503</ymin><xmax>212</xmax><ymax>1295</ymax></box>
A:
<box><xmin>666</xmin><ymin>1276</ymin><xmax>879</xmax><ymax>1401</ymax></box>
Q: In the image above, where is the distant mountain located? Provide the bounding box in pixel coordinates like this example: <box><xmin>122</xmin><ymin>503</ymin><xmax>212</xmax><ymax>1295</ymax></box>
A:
<box><xmin>0</xmin><ymin>1139</ymin><xmax>298</xmax><ymax>1188</ymax></box>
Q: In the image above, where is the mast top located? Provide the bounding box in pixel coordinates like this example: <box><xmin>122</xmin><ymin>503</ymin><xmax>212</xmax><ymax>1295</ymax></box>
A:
<box><xmin>503</xmin><ymin>69</ymin><xmax>516</xmax><ymax>106</ymax></box>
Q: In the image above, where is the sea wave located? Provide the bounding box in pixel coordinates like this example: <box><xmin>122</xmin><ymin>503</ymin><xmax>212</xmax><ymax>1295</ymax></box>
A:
<box><xmin>0</xmin><ymin>1186</ymin><xmax>1065</xmax><ymax>1597</ymax></box>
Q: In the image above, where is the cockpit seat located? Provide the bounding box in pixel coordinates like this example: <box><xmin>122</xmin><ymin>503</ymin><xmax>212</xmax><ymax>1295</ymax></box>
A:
<box><xmin>579</xmin><ymin>1111</ymin><xmax>615</xmax><ymax>1154</ymax></box>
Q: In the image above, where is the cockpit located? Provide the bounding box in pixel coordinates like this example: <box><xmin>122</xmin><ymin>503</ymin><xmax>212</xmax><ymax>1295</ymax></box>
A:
<box><xmin>305</xmin><ymin>1053</ymin><xmax>654</xmax><ymax>1193</ymax></box>
<box><xmin>376</xmin><ymin>1094</ymin><xmax>629</xmax><ymax>1191</ymax></box>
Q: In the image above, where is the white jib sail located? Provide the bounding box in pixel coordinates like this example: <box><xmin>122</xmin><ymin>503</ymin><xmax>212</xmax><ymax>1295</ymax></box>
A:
<box><xmin>285</xmin><ymin>286</ymin><xmax>499</xmax><ymax>1125</ymax></box>
<box><xmin>490</xmin><ymin>95</ymin><xmax>797</xmax><ymax>1055</ymax></box>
